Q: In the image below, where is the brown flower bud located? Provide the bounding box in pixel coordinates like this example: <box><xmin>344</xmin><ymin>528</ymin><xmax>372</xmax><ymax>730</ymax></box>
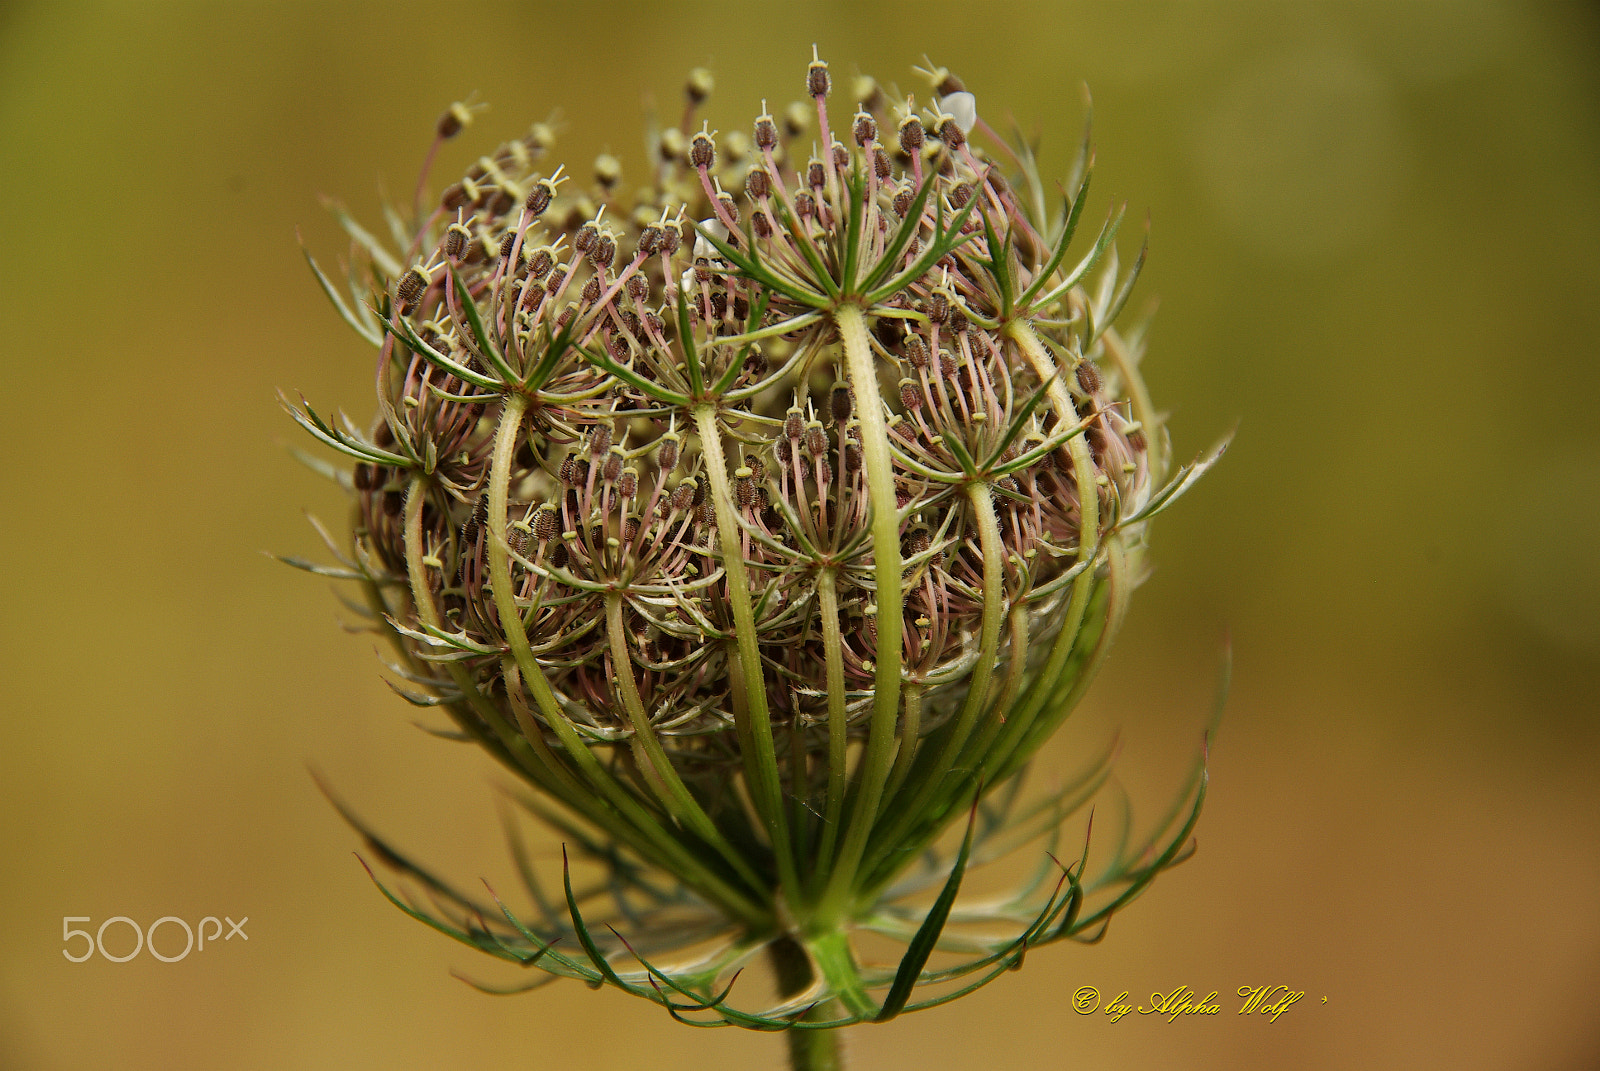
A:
<box><xmin>898</xmin><ymin>115</ymin><xmax>924</xmax><ymax>157</ymax></box>
<box><xmin>854</xmin><ymin>110</ymin><xmax>877</xmax><ymax>146</ymax></box>
<box><xmin>899</xmin><ymin>378</ymin><xmax>923</xmax><ymax>411</ymax></box>
<box><xmin>804</xmin><ymin>421</ymin><xmax>827</xmax><ymax>458</ymax></box>
<box><xmin>669</xmin><ymin>479</ymin><xmax>696</xmax><ymax>512</ymax></box>
<box><xmin>937</xmin><ymin>116</ymin><xmax>966</xmax><ymax>151</ymax></box>
<box><xmin>745</xmin><ymin>166</ymin><xmax>770</xmax><ymax>201</ymax></box>
<box><xmin>534</xmin><ymin>506</ymin><xmax>560</xmax><ymax>542</ymax></box>
<box><xmin>874</xmin><ymin>148</ymin><xmax>892</xmax><ymax>180</ymax></box>
<box><xmin>574</xmin><ymin>222</ymin><xmax>598</xmax><ymax>256</ymax></box>
<box><xmin>807</xmin><ymin>58</ymin><xmax>830</xmax><ymax>100</ymax></box>
<box><xmin>686</xmin><ymin>67</ymin><xmax>714</xmax><ymax>104</ymax></box>
<box><xmin>1076</xmin><ymin>360</ymin><xmax>1101</xmax><ymax>394</ymax></box>
<box><xmin>892</xmin><ymin>182</ymin><xmax>914</xmax><ymax>217</ymax></box>
<box><xmin>830</xmin><ymin>382</ymin><xmax>852</xmax><ymax>423</ymax></box>
<box><xmin>396</xmin><ymin>266</ymin><xmax>430</xmax><ymax>307</ymax></box>
<box><xmin>904</xmin><ymin>333</ymin><xmax>929</xmax><ymax>368</ymax></box>
<box><xmin>689</xmin><ymin>131</ymin><xmax>716</xmax><ymax>170</ymax></box>
<box><xmin>602</xmin><ymin>447</ymin><xmax>624</xmax><ymax>483</ymax></box>
<box><xmin>754</xmin><ymin>111</ymin><xmax>778</xmax><ymax>151</ymax></box>
<box><xmin>436</xmin><ymin>102</ymin><xmax>473</xmax><ymax>140</ymax></box>
<box><xmin>525</xmin><ymin>179</ymin><xmax>555</xmax><ymax>216</ymax></box>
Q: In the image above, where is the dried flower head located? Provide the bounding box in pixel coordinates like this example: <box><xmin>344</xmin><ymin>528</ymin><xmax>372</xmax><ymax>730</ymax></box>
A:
<box><xmin>288</xmin><ymin>53</ymin><xmax>1224</xmax><ymax>1038</ymax></box>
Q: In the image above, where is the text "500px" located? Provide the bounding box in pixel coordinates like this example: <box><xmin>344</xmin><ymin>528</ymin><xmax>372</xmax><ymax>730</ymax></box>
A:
<box><xmin>62</xmin><ymin>915</ymin><xmax>248</xmax><ymax>963</ymax></box>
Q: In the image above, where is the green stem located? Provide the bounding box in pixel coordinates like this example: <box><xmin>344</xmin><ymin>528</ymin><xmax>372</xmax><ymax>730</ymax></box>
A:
<box><xmin>770</xmin><ymin>938</ymin><xmax>845</xmax><ymax>1071</ymax></box>
<box><xmin>604</xmin><ymin>593</ymin><xmax>768</xmax><ymax>894</ymax></box>
<box><xmin>985</xmin><ymin>320</ymin><xmax>1102</xmax><ymax>762</ymax></box>
<box><xmin>693</xmin><ymin>403</ymin><xmax>801</xmax><ymax>907</ymax></box>
<box><xmin>863</xmin><ymin>480</ymin><xmax>1006</xmax><ymax>875</ymax></box>
<box><xmin>816</xmin><ymin>303</ymin><xmax>902</xmax><ymax>926</ymax></box>
<box><xmin>811</xmin><ymin>568</ymin><xmax>849</xmax><ymax>884</ymax></box>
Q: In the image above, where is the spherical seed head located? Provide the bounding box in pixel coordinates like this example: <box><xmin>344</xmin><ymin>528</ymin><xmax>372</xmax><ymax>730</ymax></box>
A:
<box><xmin>594</xmin><ymin>153</ymin><xmax>621</xmax><ymax>190</ymax></box>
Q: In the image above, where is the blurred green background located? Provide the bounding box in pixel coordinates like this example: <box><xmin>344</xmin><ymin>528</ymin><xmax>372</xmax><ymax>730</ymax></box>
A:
<box><xmin>2</xmin><ymin>1</ymin><xmax>1597</xmax><ymax>1068</ymax></box>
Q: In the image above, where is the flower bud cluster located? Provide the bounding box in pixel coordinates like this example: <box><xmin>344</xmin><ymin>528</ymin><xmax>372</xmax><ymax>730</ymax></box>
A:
<box><xmin>293</xmin><ymin>52</ymin><xmax>1207</xmax><ymax>1028</ymax></box>
<box><xmin>336</xmin><ymin>57</ymin><xmax>1161</xmax><ymax>802</ymax></box>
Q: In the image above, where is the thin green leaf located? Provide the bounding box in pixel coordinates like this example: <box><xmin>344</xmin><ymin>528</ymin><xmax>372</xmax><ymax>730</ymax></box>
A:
<box><xmin>675</xmin><ymin>289</ymin><xmax>704</xmax><ymax>396</ymax></box>
<box><xmin>449</xmin><ymin>268</ymin><xmax>519</xmax><ymax>384</ymax></box>
<box><xmin>302</xmin><ymin>246</ymin><xmax>382</xmax><ymax>347</ymax></box>
<box><xmin>390</xmin><ymin>313</ymin><xmax>506</xmax><ymax>391</ymax></box>
<box><xmin>981</xmin><ymin>372</ymin><xmax>1058</xmax><ymax>470</ymax></box>
<box><xmin>578</xmin><ymin>342</ymin><xmax>690</xmax><ymax>405</ymax></box>
<box><xmin>1089</xmin><ymin>232</ymin><xmax>1147</xmax><ymax>345</ymax></box>
<box><xmin>860</xmin><ymin>167</ymin><xmax>943</xmax><ymax>295</ymax></box>
<box><xmin>1032</xmin><ymin>205</ymin><xmax>1124</xmax><ymax>310</ymax></box>
<box><xmin>1114</xmin><ymin>433</ymin><xmax>1230</xmax><ymax>530</ymax></box>
<box><xmin>1018</xmin><ymin>163</ymin><xmax>1092</xmax><ymax>308</ymax></box>
<box><xmin>324</xmin><ymin>199</ymin><xmax>403</xmax><ymax>278</ymax></box>
<box><xmin>876</xmin><ymin>793</ymin><xmax>980</xmax><ymax>1022</ymax></box>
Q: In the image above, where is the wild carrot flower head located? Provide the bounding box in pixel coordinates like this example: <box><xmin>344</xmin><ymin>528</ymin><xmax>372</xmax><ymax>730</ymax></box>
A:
<box><xmin>288</xmin><ymin>51</ymin><xmax>1222</xmax><ymax>1029</ymax></box>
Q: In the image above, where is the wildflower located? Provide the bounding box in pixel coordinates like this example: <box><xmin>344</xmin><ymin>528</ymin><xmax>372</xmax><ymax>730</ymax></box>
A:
<box><xmin>287</xmin><ymin>51</ymin><xmax>1224</xmax><ymax>1055</ymax></box>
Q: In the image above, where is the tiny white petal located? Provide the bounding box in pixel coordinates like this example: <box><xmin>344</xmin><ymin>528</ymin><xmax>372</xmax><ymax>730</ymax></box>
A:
<box><xmin>701</xmin><ymin>218</ymin><xmax>729</xmax><ymax>242</ymax></box>
<box><xmin>941</xmin><ymin>92</ymin><xmax>977</xmax><ymax>134</ymax></box>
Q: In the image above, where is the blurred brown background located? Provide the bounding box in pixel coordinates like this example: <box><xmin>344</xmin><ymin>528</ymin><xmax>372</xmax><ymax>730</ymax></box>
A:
<box><xmin>2</xmin><ymin>2</ymin><xmax>1597</xmax><ymax>1068</ymax></box>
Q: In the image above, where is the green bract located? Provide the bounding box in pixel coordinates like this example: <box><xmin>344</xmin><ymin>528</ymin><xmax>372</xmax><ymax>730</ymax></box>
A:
<box><xmin>287</xmin><ymin>53</ymin><xmax>1223</xmax><ymax>1038</ymax></box>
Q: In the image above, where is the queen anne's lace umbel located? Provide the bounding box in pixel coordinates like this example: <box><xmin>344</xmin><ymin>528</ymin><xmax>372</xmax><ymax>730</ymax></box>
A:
<box><xmin>289</xmin><ymin>52</ymin><xmax>1220</xmax><ymax>1029</ymax></box>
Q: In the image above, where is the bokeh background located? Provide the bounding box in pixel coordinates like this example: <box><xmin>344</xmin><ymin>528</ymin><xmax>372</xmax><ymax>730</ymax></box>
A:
<box><xmin>2</xmin><ymin>2</ymin><xmax>1597</xmax><ymax>1068</ymax></box>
